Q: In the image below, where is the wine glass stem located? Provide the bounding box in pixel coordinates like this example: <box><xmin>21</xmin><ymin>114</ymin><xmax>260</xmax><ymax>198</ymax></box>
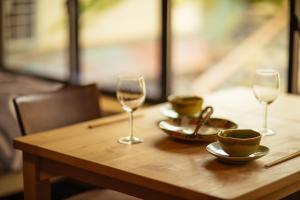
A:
<box><xmin>129</xmin><ymin>111</ymin><xmax>134</xmax><ymax>140</ymax></box>
<box><xmin>263</xmin><ymin>103</ymin><xmax>268</xmax><ymax>130</ymax></box>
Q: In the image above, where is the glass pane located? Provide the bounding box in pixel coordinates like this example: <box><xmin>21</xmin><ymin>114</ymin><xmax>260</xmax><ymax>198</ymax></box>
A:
<box><xmin>171</xmin><ymin>0</ymin><xmax>287</xmax><ymax>95</ymax></box>
<box><xmin>2</xmin><ymin>0</ymin><xmax>68</xmax><ymax>80</ymax></box>
<box><xmin>80</xmin><ymin>0</ymin><xmax>161</xmax><ymax>99</ymax></box>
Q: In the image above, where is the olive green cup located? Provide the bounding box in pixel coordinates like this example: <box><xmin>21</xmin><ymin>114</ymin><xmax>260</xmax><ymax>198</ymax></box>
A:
<box><xmin>168</xmin><ymin>95</ymin><xmax>203</xmax><ymax>117</ymax></box>
<box><xmin>217</xmin><ymin>129</ymin><xmax>262</xmax><ymax>157</ymax></box>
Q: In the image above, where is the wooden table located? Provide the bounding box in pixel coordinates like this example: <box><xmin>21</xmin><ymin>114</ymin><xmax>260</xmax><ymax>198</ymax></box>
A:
<box><xmin>14</xmin><ymin>87</ymin><xmax>300</xmax><ymax>200</ymax></box>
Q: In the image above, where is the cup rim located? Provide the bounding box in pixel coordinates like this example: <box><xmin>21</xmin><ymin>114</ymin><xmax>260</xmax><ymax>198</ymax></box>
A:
<box><xmin>217</xmin><ymin>129</ymin><xmax>261</xmax><ymax>141</ymax></box>
<box><xmin>167</xmin><ymin>95</ymin><xmax>203</xmax><ymax>103</ymax></box>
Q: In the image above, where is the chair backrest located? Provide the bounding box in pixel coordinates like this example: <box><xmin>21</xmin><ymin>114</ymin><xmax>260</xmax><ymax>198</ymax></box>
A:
<box><xmin>13</xmin><ymin>84</ymin><xmax>101</xmax><ymax>135</ymax></box>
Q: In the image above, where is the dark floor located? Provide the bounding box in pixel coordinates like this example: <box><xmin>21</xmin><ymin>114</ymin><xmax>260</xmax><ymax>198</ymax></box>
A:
<box><xmin>0</xmin><ymin>179</ymin><xmax>95</xmax><ymax>200</ymax></box>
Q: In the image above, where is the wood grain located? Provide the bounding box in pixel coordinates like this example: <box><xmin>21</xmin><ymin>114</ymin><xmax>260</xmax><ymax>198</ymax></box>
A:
<box><xmin>23</xmin><ymin>153</ymin><xmax>51</xmax><ymax>200</ymax></box>
<box><xmin>14</xmin><ymin>87</ymin><xmax>300</xmax><ymax>200</ymax></box>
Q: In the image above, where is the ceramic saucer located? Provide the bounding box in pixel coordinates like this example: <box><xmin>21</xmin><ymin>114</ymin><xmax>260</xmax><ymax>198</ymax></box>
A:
<box><xmin>158</xmin><ymin>118</ymin><xmax>237</xmax><ymax>142</ymax></box>
<box><xmin>206</xmin><ymin>142</ymin><xmax>269</xmax><ymax>164</ymax></box>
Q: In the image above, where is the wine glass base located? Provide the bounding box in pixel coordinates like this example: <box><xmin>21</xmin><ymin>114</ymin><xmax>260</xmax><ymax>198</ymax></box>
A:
<box><xmin>118</xmin><ymin>136</ymin><xmax>143</xmax><ymax>144</ymax></box>
<box><xmin>259</xmin><ymin>128</ymin><xmax>276</xmax><ymax>136</ymax></box>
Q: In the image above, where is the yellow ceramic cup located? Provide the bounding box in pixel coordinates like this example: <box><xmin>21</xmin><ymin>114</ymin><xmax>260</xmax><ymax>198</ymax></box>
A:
<box><xmin>168</xmin><ymin>95</ymin><xmax>203</xmax><ymax>117</ymax></box>
<box><xmin>217</xmin><ymin>129</ymin><xmax>261</xmax><ymax>157</ymax></box>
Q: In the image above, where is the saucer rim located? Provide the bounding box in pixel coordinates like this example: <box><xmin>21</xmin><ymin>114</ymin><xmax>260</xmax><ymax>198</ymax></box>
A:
<box><xmin>158</xmin><ymin>119</ymin><xmax>217</xmax><ymax>142</ymax></box>
<box><xmin>158</xmin><ymin>118</ymin><xmax>237</xmax><ymax>142</ymax></box>
<box><xmin>206</xmin><ymin>141</ymin><xmax>269</xmax><ymax>161</ymax></box>
<box><xmin>161</xmin><ymin>107</ymin><xmax>238</xmax><ymax>129</ymax></box>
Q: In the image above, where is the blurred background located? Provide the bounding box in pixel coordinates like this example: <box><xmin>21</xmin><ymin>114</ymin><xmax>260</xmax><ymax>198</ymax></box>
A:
<box><xmin>1</xmin><ymin>0</ymin><xmax>289</xmax><ymax>101</ymax></box>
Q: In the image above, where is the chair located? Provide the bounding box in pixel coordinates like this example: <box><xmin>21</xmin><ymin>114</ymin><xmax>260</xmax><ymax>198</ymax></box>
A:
<box><xmin>13</xmin><ymin>84</ymin><xmax>139</xmax><ymax>200</ymax></box>
<box><xmin>14</xmin><ymin>84</ymin><xmax>101</xmax><ymax>135</ymax></box>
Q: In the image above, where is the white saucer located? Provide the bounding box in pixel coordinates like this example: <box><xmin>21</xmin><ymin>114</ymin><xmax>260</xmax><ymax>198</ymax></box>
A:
<box><xmin>206</xmin><ymin>142</ymin><xmax>269</xmax><ymax>164</ymax></box>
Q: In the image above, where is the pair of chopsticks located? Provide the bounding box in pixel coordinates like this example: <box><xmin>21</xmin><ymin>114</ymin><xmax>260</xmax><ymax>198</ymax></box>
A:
<box><xmin>264</xmin><ymin>150</ymin><xmax>300</xmax><ymax>168</ymax></box>
<box><xmin>87</xmin><ymin>113</ymin><xmax>144</xmax><ymax>129</ymax></box>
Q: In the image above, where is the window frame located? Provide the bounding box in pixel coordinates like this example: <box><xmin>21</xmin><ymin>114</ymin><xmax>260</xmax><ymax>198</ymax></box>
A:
<box><xmin>288</xmin><ymin>0</ymin><xmax>300</xmax><ymax>94</ymax></box>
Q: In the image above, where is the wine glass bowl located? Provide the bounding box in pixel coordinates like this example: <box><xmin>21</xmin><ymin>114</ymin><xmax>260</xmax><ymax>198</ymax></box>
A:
<box><xmin>252</xmin><ymin>69</ymin><xmax>280</xmax><ymax>136</ymax></box>
<box><xmin>117</xmin><ymin>75</ymin><xmax>146</xmax><ymax>144</ymax></box>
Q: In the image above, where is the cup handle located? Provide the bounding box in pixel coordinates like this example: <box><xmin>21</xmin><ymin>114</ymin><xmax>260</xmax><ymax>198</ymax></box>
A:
<box><xmin>193</xmin><ymin>106</ymin><xmax>214</xmax><ymax>135</ymax></box>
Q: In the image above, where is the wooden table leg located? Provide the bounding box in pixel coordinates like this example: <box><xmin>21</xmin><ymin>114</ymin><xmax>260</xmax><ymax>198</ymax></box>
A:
<box><xmin>23</xmin><ymin>153</ymin><xmax>51</xmax><ymax>200</ymax></box>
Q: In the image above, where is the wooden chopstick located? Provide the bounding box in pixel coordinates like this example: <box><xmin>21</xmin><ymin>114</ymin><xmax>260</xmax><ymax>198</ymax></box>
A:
<box><xmin>264</xmin><ymin>150</ymin><xmax>300</xmax><ymax>168</ymax></box>
<box><xmin>87</xmin><ymin>113</ymin><xmax>144</xmax><ymax>129</ymax></box>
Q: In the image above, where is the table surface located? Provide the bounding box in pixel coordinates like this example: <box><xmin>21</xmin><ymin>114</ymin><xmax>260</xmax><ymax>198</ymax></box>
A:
<box><xmin>14</xmin><ymin>87</ymin><xmax>300</xmax><ymax>200</ymax></box>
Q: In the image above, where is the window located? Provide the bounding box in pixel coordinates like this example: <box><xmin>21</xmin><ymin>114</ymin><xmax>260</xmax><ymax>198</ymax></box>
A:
<box><xmin>2</xmin><ymin>0</ymin><xmax>69</xmax><ymax>81</ymax></box>
<box><xmin>171</xmin><ymin>0</ymin><xmax>287</xmax><ymax>95</ymax></box>
<box><xmin>4</xmin><ymin>0</ymin><xmax>34</xmax><ymax>40</ymax></box>
<box><xmin>0</xmin><ymin>0</ymin><xmax>296</xmax><ymax>101</ymax></box>
<box><xmin>80</xmin><ymin>0</ymin><xmax>161</xmax><ymax>99</ymax></box>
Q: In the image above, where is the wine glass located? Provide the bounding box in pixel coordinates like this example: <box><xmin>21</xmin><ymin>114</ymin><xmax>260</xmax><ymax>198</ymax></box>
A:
<box><xmin>116</xmin><ymin>75</ymin><xmax>146</xmax><ymax>144</ymax></box>
<box><xmin>252</xmin><ymin>69</ymin><xmax>280</xmax><ymax>136</ymax></box>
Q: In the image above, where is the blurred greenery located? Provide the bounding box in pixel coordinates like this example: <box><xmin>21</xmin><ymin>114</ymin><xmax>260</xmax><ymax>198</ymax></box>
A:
<box><xmin>249</xmin><ymin>0</ymin><xmax>282</xmax><ymax>5</ymax></box>
<box><xmin>50</xmin><ymin>0</ymin><xmax>122</xmax><ymax>32</ymax></box>
<box><xmin>80</xmin><ymin>0</ymin><xmax>122</xmax><ymax>14</ymax></box>
<box><xmin>79</xmin><ymin>0</ymin><xmax>283</xmax><ymax>14</ymax></box>
<box><xmin>173</xmin><ymin>0</ymin><xmax>283</xmax><ymax>7</ymax></box>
